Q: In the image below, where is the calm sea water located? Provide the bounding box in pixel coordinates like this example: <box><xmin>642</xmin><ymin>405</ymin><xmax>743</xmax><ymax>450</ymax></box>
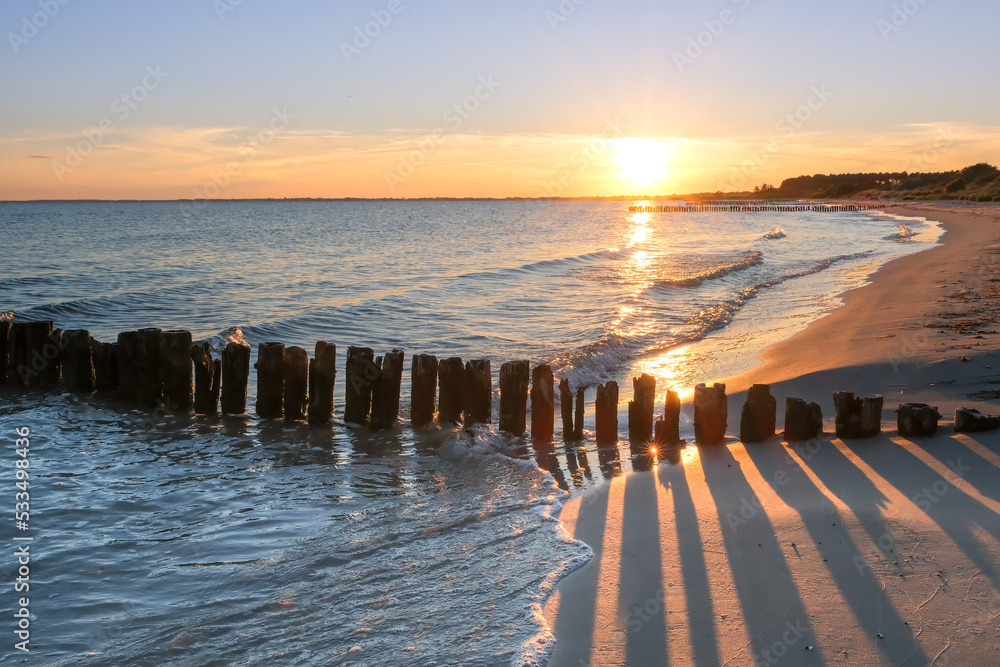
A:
<box><xmin>0</xmin><ymin>200</ymin><xmax>938</xmax><ymax>665</ymax></box>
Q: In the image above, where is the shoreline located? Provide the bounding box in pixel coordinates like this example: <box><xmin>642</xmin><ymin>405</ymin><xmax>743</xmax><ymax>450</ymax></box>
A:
<box><xmin>542</xmin><ymin>201</ymin><xmax>1000</xmax><ymax>666</ymax></box>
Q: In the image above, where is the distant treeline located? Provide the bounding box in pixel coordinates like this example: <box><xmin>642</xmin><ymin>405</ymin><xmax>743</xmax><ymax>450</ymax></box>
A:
<box><xmin>776</xmin><ymin>163</ymin><xmax>1000</xmax><ymax>201</ymax></box>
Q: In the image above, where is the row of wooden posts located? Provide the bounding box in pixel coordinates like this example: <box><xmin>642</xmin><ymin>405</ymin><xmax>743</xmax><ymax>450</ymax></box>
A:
<box><xmin>3</xmin><ymin>319</ymin><xmax>997</xmax><ymax>443</ymax></box>
<box><xmin>627</xmin><ymin>204</ymin><xmax>888</xmax><ymax>213</ymax></box>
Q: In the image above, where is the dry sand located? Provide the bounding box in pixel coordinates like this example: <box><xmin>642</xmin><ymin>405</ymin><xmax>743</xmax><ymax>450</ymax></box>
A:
<box><xmin>542</xmin><ymin>202</ymin><xmax>1000</xmax><ymax>666</ymax></box>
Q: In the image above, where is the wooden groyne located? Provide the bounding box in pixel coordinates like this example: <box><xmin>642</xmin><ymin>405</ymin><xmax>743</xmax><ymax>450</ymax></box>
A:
<box><xmin>1</xmin><ymin>317</ymin><xmax>995</xmax><ymax>444</ymax></box>
<box><xmin>628</xmin><ymin>203</ymin><xmax>887</xmax><ymax>213</ymax></box>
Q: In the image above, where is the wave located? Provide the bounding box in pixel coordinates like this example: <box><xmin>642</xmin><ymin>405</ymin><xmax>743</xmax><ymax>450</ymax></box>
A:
<box><xmin>455</xmin><ymin>247</ymin><xmax>634</xmax><ymax>281</ymax></box>
<box><xmin>687</xmin><ymin>251</ymin><xmax>874</xmax><ymax>335</ymax></box>
<box><xmin>654</xmin><ymin>251</ymin><xmax>764</xmax><ymax>288</ymax></box>
<box><xmin>763</xmin><ymin>227</ymin><xmax>787</xmax><ymax>240</ymax></box>
<box><xmin>886</xmin><ymin>224</ymin><xmax>916</xmax><ymax>242</ymax></box>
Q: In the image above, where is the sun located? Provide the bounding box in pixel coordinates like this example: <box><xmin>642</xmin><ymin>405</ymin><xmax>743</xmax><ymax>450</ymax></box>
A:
<box><xmin>612</xmin><ymin>138</ymin><xmax>674</xmax><ymax>190</ymax></box>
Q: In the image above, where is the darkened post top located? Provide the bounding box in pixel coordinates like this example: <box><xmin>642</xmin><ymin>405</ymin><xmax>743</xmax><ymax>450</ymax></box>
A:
<box><xmin>221</xmin><ymin>341</ymin><xmax>251</xmax><ymax>415</ymax></box>
<box><xmin>344</xmin><ymin>346</ymin><xmax>377</xmax><ymax>425</ymax></box>
<box><xmin>530</xmin><ymin>364</ymin><xmax>555</xmax><ymax>441</ymax></box>
<box><xmin>499</xmin><ymin>360</ymin><xmax>530</xmax><ymax>436</ymax></box>
<box><xmin>308</xmin><ymin>341</ymin><xmax>336</xmax><ymax>424</ymax></box>
<box><xmin>410</xmin><ymin>353</ymin><xmax>438</xmax><ymax>427</ymax></box>
<box><xmin>283</xmin><ymin>346</ymin><xmax>309</xmax><ymax>421</ymax></box>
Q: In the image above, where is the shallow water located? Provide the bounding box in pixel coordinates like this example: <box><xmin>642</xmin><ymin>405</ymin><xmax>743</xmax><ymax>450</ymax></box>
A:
<box><xmin>0</xmin><ymin>200</ymin><xmax>939</xmax><ymax>664</ymax></box>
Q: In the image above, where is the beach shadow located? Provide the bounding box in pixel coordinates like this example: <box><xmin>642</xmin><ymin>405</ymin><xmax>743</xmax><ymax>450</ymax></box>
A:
<box><xmin>843</xmin><ymin>435</ymin><xmax>1000</xmax><ymax>593</ymax></box>
<box><xmin>744</xmin><ymin>441</ymin><xmax>929</xmax><ymax>665</ymax></box>
<box><xmin>698</xmin><ymin>445</ymin><xmax>822</xmax><ymax>663</ymax></box>
<box><xmin>658</xmin><ymin>460</ymin><xmax>723</xmax><ymax>667</ymax></box>
<box><xmin>916</xmin><ymin>432</ymin><xmax>1000</xmax><ymax>505</ymax></box>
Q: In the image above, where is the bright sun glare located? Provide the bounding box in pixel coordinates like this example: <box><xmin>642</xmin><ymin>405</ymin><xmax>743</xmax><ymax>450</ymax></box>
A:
<box><xmin>613</xmin><ymin>138</ymin><xmax>674</xmax><ymax>189</ymax></box>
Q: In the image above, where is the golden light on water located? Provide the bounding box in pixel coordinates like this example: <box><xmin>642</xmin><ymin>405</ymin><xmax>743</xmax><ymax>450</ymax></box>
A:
<box><xmin>613</xmin><ymin>139</ymin><xmax>674</xmax><ymax>189</ymax></box>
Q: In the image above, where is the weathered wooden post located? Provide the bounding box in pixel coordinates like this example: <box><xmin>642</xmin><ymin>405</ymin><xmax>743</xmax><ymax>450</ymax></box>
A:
<box><xmin>896</xmin><ymin>403</ymin><xmax>941</xmax><ymax>437</ymax></box>
<box><xmin>833</xmin><ymin>392</ymin><xmax>883</xmax><ymax>438</ymax></box>
<box><xmin>499</xmin><ymin>360</ymin><xmax>530</xmax><ymax>435</ymax></box>
<box><xmin>574</xmin><ymin>386</ymin><xmax>586</xmax><ymax>440</ymax></box>
<box><xmin>530</xmin><ymin>364</ymin><xmax>555</xmax><ymax>441</ymax></box>
<box><xmin>92</xmin><ymin>340</ymin><xmax>118</xmax><ymax>392</ymax></box>
<box><xmin>136</xmin><ymin>328</ymin><xmax>163</xmax><ymax>407</ymax></box>
<box><xmin>345</xmin><ymin>346</ymin><xmax>377</xmax><ymax>424</ymax></box>
<box><xmin>410</xmin><ymin>354</ymin><xmax>438</xmax><ymax>427</ymax></box>
<box><xmin>654</xmin><ymin>389</ymin><xmax>682</xmax><ymax>445</ymax></box>
<box><xmin>595</xmin><ymin>381</ymin><xmax>619</xmax><ymax>444</ymax></box>
<box><xmin>694</xmin><ymin>383</ymin><xmax>727</xmax><ymax>445</ymax></box>
<box><xmin>740</xmin><ymin>384</ymin><xmax>776</xmax><ymax>442</ymax></box>
<box><xmin>61</xmin><ymin>330</ymin><xmax>95</xmax><ymax>392</ymax></box>
<box><xmin>221</xmin><ymin>341</ymin><xmax>250</xmax><ymax>415</ymax></box>
<box><xmin>464</xmin><ymin>359</ymin><xmax>492</xmax><ymax>426</ymax></box>
<box><xmin>628</xmin><ymin>374</ymin><xmax>655</xmax><ymax>442</ymax></box>
<box><xmin>255</xmin><ymin>342</ymin><xmax>285</xmax><ymax>418</ymax></box>
<box><xmin>784</xmin><ymin>397</ymin><xmax>823</xmax><ymax>441</ymax></box>
<box><xmin>308</xmin><ymin>342</ymin><xmax>336</xmax><ymax>424</ymax></box>
<box><xmin>116</xmin><ymin>331</ymin><xmax>141</xmax><ymax>399</ymax></box>
<box><xmin>559</xmin><ymin>379</ymin><xmax>575</xmax><ymax>438</ymax></box>
<box><xmin>371</xmin><ymin>349</ymin><xmax>404</xmax><ymax>429</ymax></box>
<box><xmin>0</xmin><ymin>319</ymin><xmax>10</xmax><ymax>385</ymax></box>
<box><xmin>160</xmin><ymin>330</ymin><xmax>193</xmax><ymax>411</ymax></box>
<box><xmin>8</xmin><ymin>321</ymin><xmax>56</xmax><ymax>387</ymax></box>
<box><xmin>283</xmin><ymin>346</ymin><xmax>309</xmax><ymax>421</ymax></box>
<box><xmin>438</xmin><ymin>357</ymin><xmax>464</xmax><ymax>424</ymax></box>
<box><xmin>954</xmin><ymin>408</ymin><xmax>1000</xmax><ymax>433</ymax></box>
<box><xmin>34</xmin><ymin>322</ymin><xmax>61</xmax><ymax>386</ymax></box>
<box><xmin>191</xmin><ymin>342</ymin><xmax>220</xmax><ymax>415</ymax></box>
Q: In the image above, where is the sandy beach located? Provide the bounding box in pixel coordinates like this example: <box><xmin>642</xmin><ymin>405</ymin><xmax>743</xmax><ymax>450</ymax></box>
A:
<box><xmin>543</xmin><ymin>201</ymin><xmax>1000</xmax><ymax>666</ymax></box>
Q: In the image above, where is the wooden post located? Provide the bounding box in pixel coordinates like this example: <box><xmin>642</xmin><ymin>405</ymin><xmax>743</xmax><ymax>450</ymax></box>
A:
<box><xmin>221</xmin><ymin>341</ymin><xmax>250</xmax><ymax>415</ymax></box>
<box><xmin>654</xmin><ymin>389</ymin><xmax>681</xmax><ymax>445</ymax></box>
<box><xmin>559</xmin><ymin>378</ymin><xmax>574</xmax><ymax>439</ymax></box>
<box><xmin>0</xmin><ymin>319</ymin><xmax>9</xmax><ymax>385</ymax></box>
<box><xmin>160</xmin><ymin>330</ymin><xmax>193</xmax><ymax>411</ymax></box>
<box><xmin>833</xmin><ymin>392</ymin><xmax>883</xmax><ymax>438</ymax></box>
<box><xmin>116</xmin><ymin>331</ymin><xmax>140</xmax><ymax>399</ymax></box>
<box><xmin>783</xmin><ymin>397</ymin><xmax>822</xmax><ymax>441</ymax></box>
<box><xmin>499</xmin><ymin>360</ymin><xmax>530</xmax><ymax>435</ymax></box>
<box><xmin>694</xmin><ymin>383</ymin><xmax>727</xmax><ymax>445</ymax></box>
<box><xmin>530</xmin><ymin>364</ymin><xmax>555</xmax><ymax>441</ymax></box>
<box><xmin>9</xmin><ymin>321</ymin><xmax>56</xmax><ymax>387</ymax></box>
<box><xmin>33</xmin><ymin>322</ymin><xmax>61</xmax><ymax>386</ymax></box>
<box><xmin>308</xmin><ymin>342</ymin><xmax>336</xmax><ymax>424</ymax></box>
<box><xmin>345</xmin><ymin>346</ymin><xmax>377</xmax><ymax>424</ymax></box>
<box><xmin>574</xmin><ymin>386</ymin><xmax>586</xmax><ymax>440</ymax></box>
<box><xmin>255</xmin><ymin>342</ymin><xmax>285</xmax><ymax>418</ymax></box>
<box><xmin>896</xmin><ymin>403</ymin><xmax>941</xmax><ymax>437</ymax></box>
<box><xmin>61</xmin><ymin>330</ymin><xmax>95</xmax><ymax>392</ymax></box>
<box><xmin>283</xmin><ymin>346</ymin><xmax>308</xmax><ymax>421</ymax></box>
<box><xmin>437</xmin><ymin>357</ymin><xmax>464</xmax><ymax>424</ymax></box>
<box><xmin>92</xmin><ymin>340</ymin><xmax>118</xmax><ymax>392</ymax></box>
<box><xmin>463</xmin><ymin>359</ymin><xmax>491</xmax><ymax>426</ymax></box>
<box><xmin>628</xmin><ymin>374</ymin><xmax>655</xmax><ymax>442</ymax></box>
<box><xmin>371</xmin><ymin>349</ymin><xmax>404</xmax><ymax>429</ymax></box>
<box><xmin>954</xmin><ymin>408</ymin><xmax>1000</xmax><ymax>433</ymax></box>
<box><xmin>595</xmin><ymin>381</ymin><xmax>619</xmax><ymax>444</ymax></box>
<box><xmin>740</xmin><ymin>384</ymin><xmax>776</xmax><ymax>442</ymax></box>
<box><xmin>136</xmin><ymin>327</ymin><xmax>163</xmax><ymax>407</ymax></box>
<box><xmin>191</xmin><ymin>342</ymin><xmax>220</xmax><ymax>415</ymax></box>
<box><xmin>410</xmin><ymin>354</ymin><xmax>438</xmax><ymax>427</ymax></box>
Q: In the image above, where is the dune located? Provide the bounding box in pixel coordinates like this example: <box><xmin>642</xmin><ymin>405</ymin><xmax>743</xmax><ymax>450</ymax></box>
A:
<box><xmin>542</xmin><ymin>202</ymin><xmax>1000</xmax><ymax>666</ymax></box>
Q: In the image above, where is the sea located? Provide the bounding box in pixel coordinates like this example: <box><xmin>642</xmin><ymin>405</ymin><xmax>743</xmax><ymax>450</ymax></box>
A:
<box><xmin>0</xmin><ymin>200</ymin><xmax>940</xmax><ymax>666</ymax></box>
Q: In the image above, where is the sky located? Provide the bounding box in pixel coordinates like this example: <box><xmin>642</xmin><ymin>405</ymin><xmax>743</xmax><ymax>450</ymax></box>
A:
<box><xmin>0</xmin><ymin>0</ymin><xmax>998</xmax><ymax>200</ymax></box>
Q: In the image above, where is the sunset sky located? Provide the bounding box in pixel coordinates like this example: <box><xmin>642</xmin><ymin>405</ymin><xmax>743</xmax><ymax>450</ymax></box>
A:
<box><xmin>1</xmin><ymin>0</ymin><xmax>997</xmax><ymax>200</ymax></box>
